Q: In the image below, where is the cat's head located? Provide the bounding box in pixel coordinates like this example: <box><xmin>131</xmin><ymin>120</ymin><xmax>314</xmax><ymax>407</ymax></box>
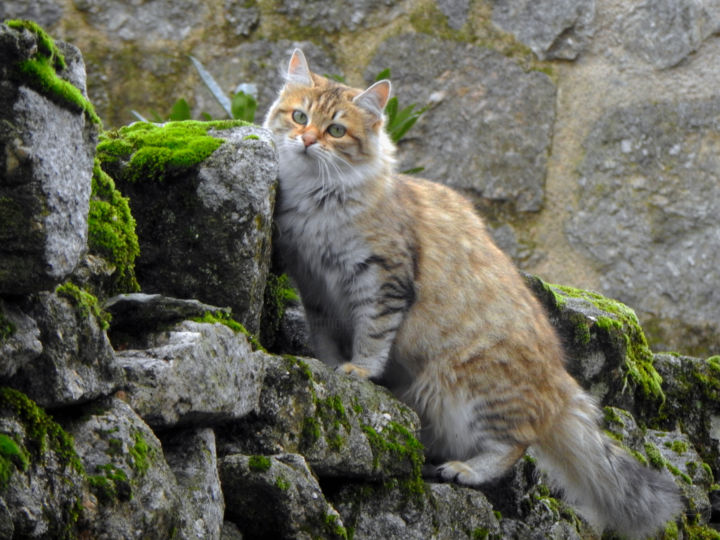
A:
<box><xmin>263</xmin><ymin>49</ymin><xmax>395</xmax><ymax>194</ymax></box>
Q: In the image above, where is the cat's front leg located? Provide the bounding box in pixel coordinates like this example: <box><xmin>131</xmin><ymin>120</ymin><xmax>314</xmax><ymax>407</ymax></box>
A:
<box><xmin>339</xmin><ymin>271</ymin><xmax>415</xmax><ymax>380</ymax></box>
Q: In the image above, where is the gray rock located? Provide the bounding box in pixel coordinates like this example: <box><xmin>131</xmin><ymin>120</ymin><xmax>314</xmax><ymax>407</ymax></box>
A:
<box><xmin>223</xmin><ymin>0</ymin><xmax>259</xmax><ymax>37</ymax></box>
<box><xmin>161</xmin><ymin>428</ymin><xmax>224</xmax><ymax>540</ymax></box>
<box><xmin>331</xmin><ymin>480</ymin><xmax>501</xmax><ymax>539</ymax></box>
<box><xmin>5</xmin><ymin>291</ymin><xmax>122</xmax><ymax>408</ymax></box>
<box><xmin>0</xmin><ymin>24</ymin><xmax>97</xmax><ymax>294</ymax></box>
<box><xmin>0</xmin><ymin>1</ymin><xmax>64</xmax><ymax>29</ymax></box>
<box><xmin>219</xmin><ymin>452</ymin><xmax>346</xmax><ymax>540</ymax></box>
<box><xmin>217</xmin><ymin>354</ymin><xmax>423</xmax><ymax>481</ymax></box>
<box><xmin>0</xmin><ymin>388</ymin><xmax>86</xmax><ymax>539</ymax></box>
<box><xmin>620</xmin><ymin>0</ymin><xmax>720</xmax><ymax>69</ymax></box>
<box><xmin>116</xmin><ymin>320</ymin><xmax>265</xmax><ymax>428</ymax></box>
<box><xmin>0</xmin><ymin>298</ymin><xmax>42</xmax><ymax>379</ymax></box>
<box><xmin>277</xmin><ymin>0</ymin><xmax>404</xmax><ymax>32</ymax></box>
<box><xmin>437</xmin><ymin>0</ymin><xmax>470</xmax><ymax>30</ymax></box>
<box><xmin>366</xmin><ymin>33</ymin><xmax>555</xmax><ymax>212</ymax></box>
<box><xmin>492</xmin><ymin>0</ymin><xmax>595</xmax><ymax>60</ymax></box>
<box><xmin>110</xmin><ymin>125</ymin><xmax>277</xmax><ymax>334</ymax></box>
<box><xmin>72</xmin><ymin>0</ymin><xmax>209</xmax><ymax>42</ymax></box>
<box><xmin>220</xmin><ymin>521</ymin><xmax>243</xmax><ymax>540</ymax></box>
<box><xmin>566</xmin><ymin>98</ymin><xmax>720</xmax><ymax>353</ymax></box>
<box><xmin>653</xmin><ymin>353</ymin><xmax>720</xmax><ymax>475</ymax></box>
<box><xmin>66</xmin><ymin>397</ymin><xmax>186</xmax><ymax>539</ymax></box>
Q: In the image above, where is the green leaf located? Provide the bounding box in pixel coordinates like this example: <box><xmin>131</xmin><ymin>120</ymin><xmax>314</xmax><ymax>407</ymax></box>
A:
<box><xmin>375</xmin><ymin>68</ymin><xmax>391</xmax><ymax>81</ymax></box>
<box><xmin>189</xmin><ymin>55</ymin><xmax>233</xmax><ymax>118</ymax></box>
<box><xmin>168</xmin><ymin>98</ymin><xmax>191</xmax><ymax>121</ymax></box>
<box><xmin>231</xmin><ymin>91</ymin><xmax>257</xmax><ymax>123</ymax></box>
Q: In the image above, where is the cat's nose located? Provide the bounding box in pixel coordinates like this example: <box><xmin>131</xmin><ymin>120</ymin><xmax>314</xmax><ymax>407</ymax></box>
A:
<box><xmin>302</xmin><ymin>132</ymin><xmax>317</xmax><ymax>147</ymax></box>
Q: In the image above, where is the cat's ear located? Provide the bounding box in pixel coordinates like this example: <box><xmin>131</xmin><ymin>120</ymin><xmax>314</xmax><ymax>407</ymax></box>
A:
<box><xmin>353</xmin><ymin>80</ymin><xmax>392</xmax><ymax>119</ymax></box>
<box><xmin>286</xmin><ymin>48</ymin><xmax>313</xmax><ymax>87</ymax></box>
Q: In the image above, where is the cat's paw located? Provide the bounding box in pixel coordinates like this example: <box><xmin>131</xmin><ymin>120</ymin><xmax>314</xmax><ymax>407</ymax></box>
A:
<box><xmin>337</xmin><ymin>363</ymin><xmax>371</xmax><ymax>379</ymax></box>
<box><xmin>435</xmin><ymin>460</ymin><xmax>483</xmax><ymax>487</ymax></box>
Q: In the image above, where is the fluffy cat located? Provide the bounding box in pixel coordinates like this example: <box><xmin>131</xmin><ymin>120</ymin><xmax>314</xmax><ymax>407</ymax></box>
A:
<box><xmin>263</xmin><ymin>49</ymin><xmax>682</xmax><ymax>538</ymax></box>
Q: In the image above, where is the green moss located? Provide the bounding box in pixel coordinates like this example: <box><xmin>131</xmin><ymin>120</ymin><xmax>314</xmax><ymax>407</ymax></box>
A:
<box><xmin>667</xmin><ymin>440</ymin><xmax>689</xmax><ymax>454</ymax></box>
<box><xmin>471</xmin><ymin>528</ymin><xmax>490</xmax><ymax>540</ymax></box>
<box><xmin>127</xmin><ymin>432</ymin><xmax>152</xmax><ymax>475</ymax></box>
<box><xmin>644</xmin><ymin>442</ymin><xmax>666</xmax><ymax>469</ymax></box>
<box><xmin>0</xmin><ymin>309</ymin><xmax>15</xmax><ymax>343</ymax></box>
<box><xmin>88</xmin><ymin>159</ymin><xmax>140</xmax><ymax>294</ymax></box>
<box><xmin>315</xmin><ymin>395</ymin><xmax>352</xmax><ymax>451</ymax></box>
<box><xmin>0</xmin><ymin>387</ymin><xmax>84</xmax><ymax>477</ymax></box>
<box><xmin>260</xmin><ymin>272</ymin><xmax>300</xmax><ymax>350</ymax></box>
<box><xmin>301</xmin><ymin>416</ymin><xmax>321</xmax><ymax>448</ymax></box>
<box><xmin>282</xmin><ymin>355</ymin><xmax>313</xmax><ymax>381</ymax></box>
<box><xmin>275</xmin><ymin>475</ymin><xmax>290</xmax><ymax>491</ymax></box>
<box><xmin>248</xmin><ymin>454</ymin><xmax>272</xmax><ymax>472</ymax></box>
<box><xmin>663</xmin><ymin>519</ymin><xmax>680</xmax><ymax>540</ymax></box>
<box><xmin>323</xmin><ymin>512</ymin><xmax>349</xmax><ymax>540</ymax></box>
<box><xmin>243</xmin><ymin>134</ymin><xmax>260</xmax><ymax>140</ymax></box>
<box><xmin>97</xmin><ymin>120</ymin><xmax>249</xmax><ymax>183</ymax></box>
<box><xmin>56</xmin><ymin>281</ymin><xmax>111</xmax><ymax>330</ymax></box>
<box><xmin>88</xmin><ymin>462</ymin><xmax>131</xmax><ymax>503</ymax></box>
<box><xmin>191</xmin><ymin>311</ymin><xmax>266</xmax><ymax>352</ymax></box>
<box><xmin>0</xmin><ymin>433</ymin><xmax>30</xmax><ymax>489</ymax></box>
<box><xmin>550</xmin><ymin>283</ymin><xmax>665</xmax><ymax>404</ymax></box>
<box><xmin>5</xmin><ymin>20</ymin><xmax>101</xmax><ymax>125</ymax></box>
<box><xmin>361</xmin><ymin>421</ymin><xmax>425</xmax><ymax>495</ymax></box>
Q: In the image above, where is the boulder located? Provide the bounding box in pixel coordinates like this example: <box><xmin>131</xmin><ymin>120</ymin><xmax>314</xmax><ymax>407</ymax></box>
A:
<box><xmin>0</xmin><ymin>22</ymin><xmax>98</xmax><ymax>293</ymax></box>
<box><xmin>115</xmin><ymin>320</ymin><xmax>265</xmax><ymax>428</ymax></box>
<box><xmin>3</xmin><ymin>288</ymin><xmax>122</xmax><ymax>408</ymax></box>
<box><xmin>365</xmin><ymin>33</ymin><xmax>556</xmax><ymax>212</ymax></box>
<box><xmin>98</xmin><ymin>123</ymin><xmax>277</xmax><ymax>334</ymax></box>
<box><xmin>220</xmin><ymin>452</ymin><xmax>347</xmax><ymax>539</ymax></box>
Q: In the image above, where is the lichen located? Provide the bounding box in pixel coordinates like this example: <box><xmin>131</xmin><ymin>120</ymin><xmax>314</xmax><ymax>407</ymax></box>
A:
<box><xmin>56</xmin><ymin>281</ymin><xmax>111</xmax><ymax>330</ymax></box>
<box><xmin>5</xmin><ymin>20</ymin><xmax>101</xmax><ymax>125</ymax></box>
<box><xmin>88</xmin><ymin>159</ymin><xmax>140</xmax><ymax>294</ymax></box>
<box><xmin>96</xmin><ymin>119</ymin><xmax>249</xmax><ymax>183</ymax></box>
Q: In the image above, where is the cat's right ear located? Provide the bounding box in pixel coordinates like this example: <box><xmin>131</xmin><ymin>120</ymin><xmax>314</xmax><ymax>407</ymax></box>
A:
<box><xmin>286</xmin><ymin>49</ymin><xmax>313</xmax><ymax>87</ymax></box>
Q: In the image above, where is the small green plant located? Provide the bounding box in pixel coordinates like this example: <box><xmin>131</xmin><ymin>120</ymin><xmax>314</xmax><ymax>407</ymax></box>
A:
<box><xmin>132</xmin><ymin>56</ymin><xmax>257</xmax><ymax>123</ymax></box>
<box><xmin>375</xmin><ymin>68</ymin><xmax>429</xmax><ymax>145</ymax></box>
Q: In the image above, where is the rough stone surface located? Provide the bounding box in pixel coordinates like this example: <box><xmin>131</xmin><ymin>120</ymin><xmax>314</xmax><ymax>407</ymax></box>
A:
<box><xmin>217</xmin><ymin>354</ymin><xmax>422</xmax><ymax>480</ymax></box>
<box><xmin>0</xmin><ymin>1</ymin><xmax>64</xmax><ymax>29</ymax></box>
<box><xmin>277</xmin><ymin>0</ymin><xmax>404</xmax><ymax>32</ymax></box>
<box><xmin>366</xmin><ymin>33</ymin><xmax>556</xmax><ymax>212</ymax></box>
<box><xmin>0</xmin><ymin>299</ymin><xmax>42</xmax><ymax>379</ymax></box>
<box><xmin>566</xmin><ymin>98</ymin><xmax>720</xmax><ymax>353</ymax></box>
<box><xmin>492</xmin><ymin>0</ymin><xmax>595</xmax><ymax>60</ymax></box>
<box><xmin>66</xmin><ymin>397</ymin><xmax>187</xmax><ymax>539</ymax></box>
<box><xmin>220</xmin><ymin>452</ymin><xmax>346</xmax><ymax>539</ymax></box>
<box><xmin>437</xmin><ymin>0</ymin><xmax>470</xmax><ymax>30</ymax></box>
<box><xmin>161</xmin><ymin>428</ymin><xmax>224</xmax><ymax>540</ymax></box>
<box><xmin>115</xmin><ymin>320</ymin><xmax>265</xmax><ymax>428</ymax></box>
<box><xmin>113</xmin><ymin>125</ymin><xmax>277</xmax><ymax>334</ymax></box>
<box><xmin>0</xmin><ymin>25</ymin><xmax>97</xmax><ymax>294</ymax></box>
<box><xmin>620</xmin><ymin>0</ymin><xmax>720</xmax><ymax>69</ymax></box>
<box><xmin>5</xmin><ymin>291</ymin><xmax>122</xmax><ymax>408</ymax></box>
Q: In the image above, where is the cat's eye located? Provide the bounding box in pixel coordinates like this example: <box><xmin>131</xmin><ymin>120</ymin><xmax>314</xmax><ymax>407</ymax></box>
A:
<box><xmin>327</xmin><ymin>124</ymin><xmax>346</xmax><ymax>138</ymax></box>
<box><xmin>292</xmin><ymin>110</ymin><xmax>308</xmax><ymax>125</ymax></box>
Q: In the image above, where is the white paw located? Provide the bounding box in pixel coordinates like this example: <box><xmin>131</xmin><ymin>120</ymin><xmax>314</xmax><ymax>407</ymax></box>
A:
<box><xmin>336</xmin><ymin>362</ymin><xmax>371</xmax><ymax>379</ymax></box>
<box><xmin>436</xmin><ymin>461</ymin><xmax>484</xmax><ymax>487</ymax></box>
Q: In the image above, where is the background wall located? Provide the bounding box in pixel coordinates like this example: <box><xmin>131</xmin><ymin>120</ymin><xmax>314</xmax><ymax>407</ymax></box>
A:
<box><xmin>3</xmin><ymin>0</ymin><xmax>718</xmax><ymax>355</ymax></box>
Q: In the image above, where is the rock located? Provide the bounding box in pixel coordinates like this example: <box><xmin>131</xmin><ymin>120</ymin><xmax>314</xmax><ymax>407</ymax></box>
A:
<box><xmin>0</xmin><ymin>299</ymin><xmax>42</xmax><ymax>379</ymax></box>
<box><xmin>331</xmin><ymin>481</ymin><xmax>501</xmax><ymax>539</ymax></box>
<box><xmin>437</xmin><ymin>0</ymin><xmax>470</xmax><ymax>30</ymax></box>
<box><xmin>66</xmin><ymin>397</ymin><xmax>186</xmax><ymax>539</ymax></box>
<box><xmin>0</xmin><ymin>22</ymin><xmax>98</xmax><ymax>294</ymax></box>
<box><xmin>4</xmin><ymin>289</ymin><xmax>122</xmax><ymax>408</ymax></box>
<box><xmin>0</xmin><ymin>1</ymin><xmax>64</xmax><ymax>29</ymax></box>
<box><xmin>492</xmin><ymin>0</ymin><xmax>595</xmax><ymax>60</ymax></box>
<box><xmin>115</xmin><ymin>320</ymin><xmax>265</xmax><ymax>428</ymax></box>
<box><xmin>620</xmin><ymin>0</ymin><xmax>720</xmax><ymax>69</ymax></box>
<box><xmin>366</xmin><ymin>33</ymin><xmax>555</xmax><ymax>212</ymax></box>
<box><xmin>0</xmin><ymin>387</ymin><xmax>86</xmax><ymax>538</ymax></box>
<box><xmin>217</xmin><ymin>355</ymin><xmax>423</xmax><ymax>481</ymax></box>
<box><xmin>99</xmin><ymin>123</ymin><xmax>277</xmax><ymax>334</ymax></box>
<box><xmin>219</xmin><ymin>452</ymin><xmax>347</xmax><ymax>539</ymax></box>
<box><xmin>653</xmin><ymin>353</ymin><xmax>720</xmax><ymax>475</ymax></box>
<box><xmin>161</xmin><ymin>428</ymin><xmax>224</xmax><ymax>540</ymax></box>
<box><xmin>525</xmin><ymin>274</ymin><xmax>664</xmax><ymax>416</ymax></box>
<box><xmin>566</xmin><ymin>98</ymin><xmax>720</xmax><ymax>354</ymax></box>
<box><xmin>276</xmin><ymin>0</ymin><xmax>404</xmax><ymax>32</ymax></box>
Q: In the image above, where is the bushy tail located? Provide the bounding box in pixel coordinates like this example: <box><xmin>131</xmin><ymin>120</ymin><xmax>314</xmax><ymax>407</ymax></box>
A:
<box><xmin>533</xmin><ymin>391</ymin><xmax>683</xmax><ymax>538</ymax></box>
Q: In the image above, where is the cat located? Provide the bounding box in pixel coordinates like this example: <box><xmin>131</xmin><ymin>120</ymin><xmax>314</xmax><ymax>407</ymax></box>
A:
<box><xmin>263</xmin><ymin>48</ymin><xmax>682</xmax><ymax>538</ymax></box>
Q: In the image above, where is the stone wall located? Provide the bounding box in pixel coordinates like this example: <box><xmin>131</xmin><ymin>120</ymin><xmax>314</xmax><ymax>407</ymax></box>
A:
<box><xmin>1</xmin><ymin>20</ymin><xmax>720</xmax><ymax>539</ymax></box>
<box><xmin>2</xmin><ymin>0</ymin><xmax>718</xmax><ymax>355</ymax></box>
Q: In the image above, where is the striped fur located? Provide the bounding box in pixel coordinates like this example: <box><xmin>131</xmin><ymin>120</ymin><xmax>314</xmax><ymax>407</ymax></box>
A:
<box><xmin>263</xmin><ymin>49</ymin><xmax>683</xmax><ymax>538</ymax></box>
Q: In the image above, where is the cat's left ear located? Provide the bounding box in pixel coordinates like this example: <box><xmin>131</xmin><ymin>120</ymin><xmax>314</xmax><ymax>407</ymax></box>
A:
<box><xmin>353</xmin><ymin>80</ymin><xmax>392</xmax><ymax>119</ymax></box>
<box><xmin>286</xmin><ymin>48</ymin><xmax>313</xmax><ymax>87</ymax></box>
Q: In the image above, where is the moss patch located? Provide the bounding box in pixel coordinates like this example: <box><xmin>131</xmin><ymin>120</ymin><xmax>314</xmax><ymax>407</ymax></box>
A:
<box><xmin>56</xmin><ymin>281</ymin><xmax>111</xmax><ymax>330</ymax></box>
<box><xmin>0</xmin><ymin>308</ymin><xmax>15</xmax><ymax>343</ymax></box>
<box><xmin>6</xmin><ymin>20</ymin><xmax>101</xmax><ymax>125</ymax></box>
<box><xmin>361</xmin><ymin>421</ymin><xmax>425</xmax><ymax>495</ymax></box>
<box><xmin>96</xmin><ymin>120</ymin><xmax>249</xmax><ymax>183</ymax></box>
<box><xmin>191</xmin><ymin>310</ymin><xmax>266</xmax><ymax>352</ymax></box>
<box><xmin>260</xmin><ymin>272</ymin><xmax>300</xmax><ymax>350</ymax></box>
<box><xmin>248</xmin><ymin>454</ymin><xmax>272</xmax><ymax>472</ymax></box>
<box><xmin>88</xmin><ymin>159</ymin><xmax>140</xmax><ymax>294</ymax></box>
<box><xmin>0</xmin><ymin>432</ymin><xmax>29</xmax><ymax>489</ymax></box>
